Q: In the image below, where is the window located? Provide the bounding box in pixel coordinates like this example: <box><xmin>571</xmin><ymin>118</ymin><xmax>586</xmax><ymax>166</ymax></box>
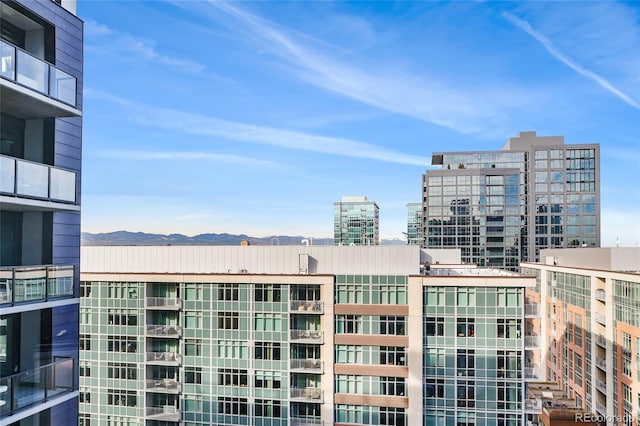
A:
<box><xmin>623</xmin><ymin>332</ymin><xmax>632</xmax><ymax>377</ymax></box>
<box><xmin>185</xmin><ymin>339</ymin><xmax>202</xmax><ymax>356</ymax></box>
<box><xmin>255</xmin><ymin>399</ymin><xmax>281</xmax><ymax>417</ymax></box>
<box><xmin>254</xmin><ymin>313</ymin><xmax>283</xmax><ymax>331</ymax></box>
<box><xmin>457</xmin><ymin>318</ymin><xmax>475</xmax><ymax>337</ymax></box>
<box><xmin>107</xmin><ymin>389</ymin><xmax>137</xmax><ymax>407</ymax></box>
<box><xmin>80</xmin><ymin>390</ymin><xmax>90</xmax><ymax>403</ymax></box>
<box><xmin>107</xmin><ymin>336</ymin><xmax>137</xmax><ymax>353</ymax></box>
<box><xmin>107</xmin><ymin>309</ymin><xmax>137</xmax><ymax>326</ymax></box>
<box><xmin>79</xmin><ymin>414</ymin><xmax>90</xmax><ymax>426</ymax></box>
<box><xmin>336</xmin><ymin>345</ymin><xmax>363</xmax><ymax>364</ymax></box>
<box><xmin>574</xmin><ymin>353</ymin><xmax>582</xmax><ymax>386</ymax></box>
<box><xmin>254</xmin><ymin>371</ymin><xmax>281</xmax><ymax>389</ymax></box>
<box><xmin>80</xmin><ymin>362</ymin><xmax>90</xmax><ymax>377</ymax></box>
<box><xmin>219</xmin><ymin>368</ymin><xmax>248</xmax><ymax>386</ymax></box>
<box><xmin>107</xmin><ymin>362</ymin><xmax>137</xmax><ymax>380</ymax></box>
<box><xmin>574</xmin><ymin>314</ymin><xmax>583</xmax><ymax>347</ymax></box>
<box><xmin>254</xmin><ymin>284</ymin><xmax>281</xmax><ymax>302</ymax></box>
<box><xmin>218</xmin><ymin>312</ymin><xmax>239</xmax><ymax>330</ymax></box>
<box><xmin>425</xmin><ymin>348</ymin><xmax>446</xmax><ymax>368</ymax></box>
<box><xmin>217</xmin><ymin>284</ymin><xmax>239</xmax><ymax>301</ymax></box>
<box><xmin>380</xmin><ymin>407</ymin><xmax>405</xmax><ymax>425</ymax></box>
<box><xmin>80</xmin><ymin>282</ymin><xmax>91</xmax><ymax>298</ymax></box>
<box><xmin>425</xmin><ymin>317</ymin><xmax>444</xmax><ymax>336</ymax></box>
<box><xmin>457</xmin><ymin>381</ymin><xmax>475</xmax><ymax>407</ymax></box>
<box><xmin>217</xmin><ymin>340</ymin><xmax>247</xmax><ymax>359</ymax></box>
<box><xmin>255</xmin><ymin>342</ymin><xmax>281</xmax><ymax>360</ymax></box>
<box><xmin>379</xmin><ymin>316</ymin><xmax>406</xmax><ymax>335</ymax></box>
<box><xmin>217</xmin><ymin>397</ymin><xmax>248</xmax><ymax>415</ymax></box>
<box><xmin>107</xmin><ymin>282</ymin><xmax>137</xmax><ymax>299</ymax></box>
<box><xmin>381</xmin><ymin>376</ymin><xmax>405</xmax><ymax>396</ymax></box>
<box><xmin>497</xmin><ymin>319</ymin><xmax>520</xmax><ymax>338</ymax></box>
<box><xmin>457</xmin><ymin>350</ymin><xmax>475</xmax><ymax>376</ymax></box>
<box><xmin>184</xmin><ymin>311</ymin><xmax>202</xmax><ymax>329</ymax></box>
<box><xmin>380</xmin><ymin>346</ymin><xmax>406</xmax><ymax>366</ymax></box>
<box><xmin>425</xmin><ymin>378</ymin><xmax>444</xmax><ymax>397</ymax></box>
<box><xmin>457</xmin><ymin>288</ymin><xmax>475</xmax><ymax>306</ymax></box>
<box><xmin>80</xmin><ymin>334</ymin><xmax>91</xmax><ymax>351</ymax></box>
<box><xmin>336</xmin><ymin>315</ymin><xmax>362</xmax><ymax>334</ymax></box>
<box><xmin>497</xmin><ymin>351</ymin><xmax>521</xmax><ymax>378</ymax></box>
<box><xmin>185</xmin><ymin>367</ymin><xmax>202</xmax><ymax>384</ymax></box>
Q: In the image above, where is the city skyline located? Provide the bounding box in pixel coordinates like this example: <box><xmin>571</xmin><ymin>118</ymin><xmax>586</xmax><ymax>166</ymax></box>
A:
<box><xmin>79</xmin><ymin>1</ymin><xmax>639</xmax><ymax>245</ymax></box>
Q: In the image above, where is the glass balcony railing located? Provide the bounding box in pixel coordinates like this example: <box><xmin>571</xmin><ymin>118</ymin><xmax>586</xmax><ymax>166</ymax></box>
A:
<box><xmin>0</xmin><ymin>155</ymin><xmax>77</xmax><ymax>204</ymax></box>
<box><xmin>595</xmin><ymin>289</ymin><xmax>606</xmax><ymax>302</ymax></box>
<box><xmin>145</xmin><ymin>379</ymin><xmax>180</xmax><ymax>394</ymax></box>
<box><xmin>146</xmin><ymin>325</ymin><xmax>182</xmax><ymax>338</ymax></box>
<box><xmin>146</xmin><ymin>405</ymin><xmax>179</xmax><ymax>421</ymax></box>
<box><xmin>290</xmin><ymin>300</ymin><xmax>324</xmax><ymax>314</ymax></box>
<box><xmin>146</xmin><ymin>352</ymin><xmax>181</xmax><ymax>365</ymax></box>
<box><xmin>0</xmin><ymin>357</ymin><xmax>75</xmax><ymax>417</ymax></box>
<box><xmin>0</xmin><ymin>39</ymin><xmax>77</xmax><ymax>107</ymax></box>
<box><xmin>524</xmin><ymin>304</ymin><xmax>540</xmax><ymax>317</ymax></box>
<box><xmin>524</xmin><ymin>398</ymin><xmax>542</xmax><ymax>413</ymax></box>
<box><xmin>595</xmin><ymin>313</ymin><xmax>606</xmax><ymax>325</ymax></box>
<box><xmin>0</xmin><ymin>265</ymin><xmax>74</xmax><ymax>306</ymax></box>
<box><xmin>290</xmin><ymin>417</ymin><xmax>322</xmax><ymax>426</ymax></box>
<box><xmin>290</xmin><ymin>387</ymin><xmax>323</xmax><ymax>402</ymax></box>
<box><xmin>290</xmin><ymin>330</ymin><xmax>323</xmax><ymax>344</ymax></box>
<box><xmin>290</xmin><ymin>359</ymin><xmax>324</xmax><ymax>373</ymax></box>
<box><xmin>146</xmin><ymin>297</ymin><xmax>181</xmax><ymax>310</ymax></box>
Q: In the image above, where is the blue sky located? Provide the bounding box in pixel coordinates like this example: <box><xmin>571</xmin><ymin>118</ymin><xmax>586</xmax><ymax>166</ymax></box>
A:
<box><xmin>79</xmin><ymin>1</ymin><xmax>640</xmax><ymax>245</ymax></box>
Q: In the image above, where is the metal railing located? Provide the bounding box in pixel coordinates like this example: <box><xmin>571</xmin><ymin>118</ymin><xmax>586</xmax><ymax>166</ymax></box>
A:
<box><xmin>0</xmin><ymin>264</ymin><xmax>74</xmax><ymax>306</ymax></box>
<box><xmin>290</xmin><ymin>387</ymin><xmax>323</xmax><ymax>402</ymax></box>
<box><xmin>596</xmin><ymin>335</ymin><xmax>607</xmax><ymax>348</ymax></box>
<box><xmin>0</xmin><ymin>357</ymin><xmax>74</xmax><ymax>417</ymax></box>
<box><xmin>145</xmin><ymin>379</ymin><xmax>180</xmax><ymax>393</ymax></box>
<box><xmin>524</xmin><ymin>368</ymin><xmax>540</xmax><ymax>380</ymax></box>
<box><xmin>595</xmin><ymin>402</ymin><xmax>606</xmax><ymax>415</ymax></box>
<box><xmin>146</xmin><ymin>297</ymin><xmax>181</xmax><ymax>309</ymax></box>
<box><xmin>524</xmin><ymin>335</ymin><xmax>540</xmax><ymax>348</ymax></box>
<box><xmin>0</xmin><ymin>39</ymin><xmax>77</xmax><ymax>107</ymax></box>
<box><xmin>146</xmin><ymin>352</ymin><xmax>181</xmax><ymax>364</ymax></box>
<box><xmin>596</xmin><ymin>357</ymin><xmax>606</xmax><ymax>371</ymax></box>
<box><xmin>524</xmin><ymin>398</ymin><xmax>542</xmax><ymax>413</ymax></box>
<box><xmin>290</xmin><ymin>330</ymin><xmax>323</xmax><ymax>344</ymax></box>
<box><xmin>595</xmin><ymin>379</ymin><xmax>607</xmax><ymax>394</ymax></box>
<box><xmin>290</xmin><ymin>417</ymin><xmax>323</xmax><ymax>426</ymax></box>
<box><xmin>290</xmin><ymin>359</ymin><xmax>323</xmax><ymax>373</ymax></box>
<box><xmin>0</xmin><ymin>154</ymin><xmax>77</xmax><ymax>204</ymax></box>
<box><xmin>290</xmin><ymin>300</ymin><xmax>324</xmax><ymax>314</ymax></box>
<box><xmin>595</xmin><ymin>289</ymin><xmax>606</xmax><ymax>302</ymax></box>
<box><xmin>146</xmin><ymin>405</ymin><xmax>180</xmax><ymax>421</ymax></box>
<box><xmin>595</xmin><ymin>313</ymin><xmax>606</xmax><ymax>325</ymax></box>
<box><xmin>146</xmin><ymin>324</ymin><xmax>181</xmax><ymax>337</ymax></box>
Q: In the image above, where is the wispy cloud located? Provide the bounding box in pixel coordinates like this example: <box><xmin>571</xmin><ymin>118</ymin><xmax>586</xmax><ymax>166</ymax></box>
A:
<box><xmin>503</xmin><ymin>12</ymin><xmax>640</xmax><ymax>110</ymax></box>
<box><xmin>84</xmin><ymin>19</ymin><xmax>205</xmax><ymax>74</ymax></box>
<box><xmin>88</xmin><ymin>90</ymin><xmax>430</xmax><ymax>166</ymax></box>
<box><xmin>97</xmin><ymin>149</ymin><xmax>273</xmax><ymax>166</ymax></box>
<box><xmin>202</xmin><ymin>2</ymin><xmax>527</xmax><ymax>136</ymax></box>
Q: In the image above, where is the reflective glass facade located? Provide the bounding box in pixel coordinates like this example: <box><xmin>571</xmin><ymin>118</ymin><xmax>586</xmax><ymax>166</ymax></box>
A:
<box><xmin>334</xmin><ymin>197</ymin><xmax>379</xmax><ymax>246</ymax></box>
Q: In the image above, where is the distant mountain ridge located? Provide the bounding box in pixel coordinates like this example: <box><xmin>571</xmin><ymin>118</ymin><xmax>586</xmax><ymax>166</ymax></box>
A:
<box><xmin>81</xmin><ymin>231</ymin><xmax>406</xmax><ymax>246</ymax></box>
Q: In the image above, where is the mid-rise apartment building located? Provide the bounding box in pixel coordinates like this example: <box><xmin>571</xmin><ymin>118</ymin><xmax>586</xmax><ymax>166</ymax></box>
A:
<box><xmin>333</xmin><ymin>196</ymin><xmax>379</xmax><ymax>246</ymax></box>
<box><xmin>406</xmin><ymin>202</ymin><xmax>423</xmax><ymax>245</ymax></box>
<box><xmin>423</xmin><ymin>131</ymin><xmax>600</xmax><ymax>269</ymax></box>
<box><xmin>522</xmin><ymin>248</ymin><xmax>640</xmax><ymax>423</ymax></box>
<box><xmin>0</xmin><ymin>0</ymin><xmax>83</xmax><ymax>425</ymax></box>
<box><xmin>80</xmin><ymin>245</ymin><xmax>537</xmax><ymax>426</ymax></box>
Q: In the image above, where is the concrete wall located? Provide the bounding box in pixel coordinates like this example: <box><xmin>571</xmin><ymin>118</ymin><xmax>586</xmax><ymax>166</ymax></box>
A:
<box><xmin>541</xmin><ymin>247</ymin><xmax>640</xmax><ymax>272</ymax></box>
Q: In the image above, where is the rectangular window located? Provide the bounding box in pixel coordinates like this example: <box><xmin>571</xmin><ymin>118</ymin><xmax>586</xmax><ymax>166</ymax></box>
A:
<box><xmin>107</xmin><ymin>362</ymin><xmax>137</xmax><ymax>380</ymax></box>
<box><xmin>107</xmin><ymin>336</ymin><xmax>137</xmax><ymax>353</ymax></box>
<box><xmin>255</xmin><ymin>399</ymin><xmax>281</xmax><ymax>417</ymax></box>
<box><xmin>425</xmin><ymin>378</ymin><xmax>444</xmax><ymax>398</ymax></box>
<box><xmin>185</xmin><ymin>367</ymin><xmax>202</xmax><ymax>384</ymax></box>
<box><xmin>254</xmin><ymin>371</ymin><xmax>281</xmax><ymax>389</ymax></box>
<box><xmin>217</xmin><ymin>284</ymin><xmax>239</xmax><ymax>301</ymax></box>
<box><xmin>255</xmin><ymin>342</ymin><xmax>281</xmax><ymax>360</ymax></box>
<box><xmin>185</xmin><ymin>339</ymin><xmax>202</xmax><ymax>356</ymax></box>
<box><xmin>457</xmin><ymin>318</ymin><xmax>475</xmax><ymax>337</ymax></box>
<box><xmin>336</xmin><ymin>315</ymin><xmax>362</xmax><ymax>334</ymax></box>
<box><xmin>80</xmin><ymin>282</ymin><xmax>91</xmax><ymax>298</ymax></box>
<box><xmin>107</xmin><ymin>389</ymin><xmax>137</xmax><ymax>407</ymax></box>
<box><xmin>218</xmin><ymin>368</ymin><xmax>248</xmax><ymax>386</ymax></box>
<box><xmin>218</xmin><ymin>312</ymin><xmax>239</xmax><ymax>330</ymax></box>
<box><xmin>497</xmin><ymin>319</ymin><xmax>520</xmax><ymax>338</ymax></box>
<box><xmin>380</xmin><ymin>346</ymin><xmax>406</xmax><ymax>366</ymax></box>
<box><xmin>79</xmin><ymin>361</ymin><xmax>90</xmax><ymax>377</ymax></box>
<box><xmin>381</xmin><ymin>376</ymin><xmax>406</xmax><ymax>396</ymax></box>
<box><xmin>425</xmin><ymin>317</ymin><xmax>444</xmax><ymax>336</ymax></box>
<box><xmin>457</xmin><ymin>350</ymin><xmax>475</xmax><ymax>376</ymax></box>
<box><xmin>80</xmin><ymin>334</ymin><xmax>91</xmax><ymax>351</ymax></box>
<box><xmin>217</xmin><ymin>397</ymin><xmax>248</xmax><ymax>415</ymax></box>
<box><xmin>254</xmin><ymin>284</ymin><xmax>281</xmax><ymax>302</ymax></box>
<box><xmin>107</xmin><ymin>309</ymin><xmax>138</xmax><ymax>326</ymax></box>
<box><xmin>217</xmin><ymin>340</ymin><xmax>247</xmax><ymax>359</ymax></box>
<box><xmin>379</xmin><ymin>316</ymin><xmax>406</xmax><ymax>335</ymax></box>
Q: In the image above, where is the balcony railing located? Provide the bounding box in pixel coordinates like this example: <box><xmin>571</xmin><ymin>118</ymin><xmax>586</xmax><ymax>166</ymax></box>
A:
<box><xmin>524</xmin><ymin>304</ymin><xmax>540</xmax><ymax>317</ymax></box>
<box><xmin>524</xmin><ymin>335</ymin><xmax>540</xmax><ymax>348</ymax></box>
<box><xmin>290</xmin><ymin>330</ymin><xmax>323</xmax><ymax>344</ymax></box>
<box><xmin>595</xmin><ymin>402</ymin><xmax>606</xmax><ymax>415</ymax></box>
<box><xmin>596</xmin><ymin>335</ymin><xmax>607</xmax><ymax>348</ymax></box>
<box><xmin>146</xmin><ymin>325</ymin><xmax>181</xmax><ymax>338</ymax></box>
<box><xmin>290</xmin><ymin>416</ymin><xmax>323</xmax><ymax>426</ymax></box>
<box><xmin>524</xmin><ymin>367</ymin><xmax>541</xmax><ymax>380</ymax></box>
<box><xmin>524</xmin><ymin>398</ymin><xmax>542</xmax><ymax>413</ymax></box>
<box><xmin>145</xmin><ymin>379</ymin><xmax>180</xmax><ymax>394</ymax></box>
<box><xmin>595</xmin><ymin>313</ymin><xmax>606</xmax><ymax>325</ymax></box>
<box><xmin>290</xmin><ymin>387</ymin><xmax>323</xmax><ymax>402</ymax></box>
<box><xmin>0</xmin><ymin>155</ymin><xmax>77</xmax><ymax>204</ymax></box>
<box><xmin>0</xmin><ymin>264</ymin><xmax>74</xmax><ymax>306</ymax></box>
<box><xmin>0</xmin><ymin>39</ymin><xmax>77</xmax><ymax>107</ymax></box>
<box><xmin>146</xmin><ymin>352</ymin><xmax>181</xmax><ymax>365</ymax></box>
<box><xmin>595</xmin><ymin>289</ymin><xmax>606</xmax><ymax>302</ymax></box>
<box><xmin>595</xmin><ymin>379</ymin><xmax>606</xmax><ymax>395</ymax></box>
<box><xmin>0</xmin><ymin>357</ymin><xmax>74</xmax><ymax>417</ymax></box>
<box><xmin>290</xmin><ymin>300</ymin><xmax>324</xmax><ymax>314</ymax></box>
<box><xmin>290</xmin><ymin>359</ymin><xmax>324</xmax><ymax>373</ymax></box>
<box><xmin>146</xmin><ymin>297</ymin><xmax>181</xmax><ymax>310</ymax></box>
<box><xmin>146</xmin><ymin>405</ymin><xmax>180</xmax><ymax>421</ymax></box>
<box><xmin>596</xmin><ymin>357</ymin><xmax>606</xmax><ymax>371</ymax></box>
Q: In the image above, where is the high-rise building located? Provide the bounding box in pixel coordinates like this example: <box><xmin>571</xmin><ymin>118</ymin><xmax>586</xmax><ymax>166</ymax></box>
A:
<box><xmin>79</xmin><ymin>245</ymin><xmax>538</xmax><ymax>426</ymax></box>
<box><xmin>333</xmin><ymin>196</ymin><xmax>379</xmax><ymax>246</ymax></box>
<box><xmin>521</xmin><ymin>247</ymin><xmax>640</xmax><ymax>422</ymax></box>
<box><xmin>423</xmin><ymin>131</ymin><xmax>600</xmax><ymax>269</ymax></box>
<box><xmin>0</xmin><ymin>0</ymin><xmax>83</xmax><ymax>425</ymax></box>
<box><xmin>406</xmin><ymin>202</ymin><xmax>423</xmax><ymax>245</ymax></box>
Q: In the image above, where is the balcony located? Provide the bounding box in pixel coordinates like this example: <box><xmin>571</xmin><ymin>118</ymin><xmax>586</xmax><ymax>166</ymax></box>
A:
<box><xmin>595</xmin><ymin>402</ymin><xmax>606</xmax><ymax>416</ymax></box>
<box><xmin>595</xmin><ymin>313</ymin><xmax>606</xmax><ymax>326</ymax></box>
<box><xmin>0</xmin><ymin>357</ymin><xmax>74</xmax><ymax>418</ymax></box>
<box><xmin>146</xmin><ymin>297</ymin><xmax>181</xmax><ymax>310</ymax></box>
<box><xmin>596</xmin><ymin>357</ymin><xmax>606</xmax><ymax>371</ymax></box>
<box><xmin>290</xmin><ymin>387</ymin><xmax>323</xmax><ymax>403</ymax></box>
<box><xmin>290</xmin><ymin>300</ymin><xmax>324</xmax><ymax>314</ymax></box>
<box><xmin>146</xmin><ymin>405</ymin><xmax>180</xmax><ymax>422</ymax></box>
<box><xmin>145</xmin><ymin>379</ymin><xmax>180</xmax><ymax>394</ymax></box>
<box><xmin>596</xmin><ymin>335</ymin><xmax>607</xmax><ymax>348</ymax></box>
<box><xmin>290</xmin><ymin>330</ymin><xmax>323</xmax><ymax>344</ymax></box>
<box><xmin>595</xmin><ymin>289</ymin><xmax>606</xmax><ymax>302</ymax></box>
<box><xmin>290</xmin><ymin>416</ymin><xmax>323</xmax><ymax>426</ymax></box>
<box><xmin>0</xmin><ymin>264</ymin><xmax>74</xmax><ymax>306</ymax></box>
<box><xmin>146</xmin><ymin>325</ymin><xmax>181</xmax><ymax>338</ymax></box>
<box><xmin>146</xmin><ymin>352</ymin><xmax>181</xmax><ymax>366</ymax></box>
<box><xmin>524</xmin><ymin>398</ymin><xmax>542</xmax><ymax>414</ymax></box>
<box><xmin>0</xmin><ymin>155</ymin><xmax>77</xmax><ymax>208</ymax></box>
<box><xmin>290</xmin><ymin>359</ymin><xmax>324</xmax><ymax>374</ymax></box>
<box><xmin>524</xmin><ymin>335</ymin><xmax>540</xmax><ymax>349</ymax></box>
<box><xmin>595</xmin><ymin>379</ymin><xmax>606</xmax><ymax>395</ymax></box>
<box><xmin>0</xmin><ymin>39</ymin><xmax>79</xmax><ymax>118</ymax></box>
<box><xmin>524</xmin><ymin>304</ymin><xmax>540</xmax><ymax>317</ymax></box>
<box><xmin>524</xmin><ymin>367</ymin><xmax>541</xmax><ymax>381</ymax></box>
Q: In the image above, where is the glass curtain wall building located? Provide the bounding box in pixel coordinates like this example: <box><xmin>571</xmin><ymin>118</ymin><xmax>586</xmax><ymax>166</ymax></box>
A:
<box><xmin>79</xmin><ymin>245</ymin><xmax>535</xmax><ymax>426</ymax></box>
<box><xmin>423</xmin><ymin>131</ymin><xmax>600</xmax><ymax>269</ymax></box>
<box><xmin>0</xmin><ymin>0</ymin><xmax>83</xmax><ymax>425</ymax></box>
<box><xmin>334</xmin><ymin>196</ymin><xmax>379</xmax><ymax>246</ymax></box>
<box><xmin>406</xmin><ymin>202</ymin><xmax>423</xmax><ymax>246</ymax></box>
